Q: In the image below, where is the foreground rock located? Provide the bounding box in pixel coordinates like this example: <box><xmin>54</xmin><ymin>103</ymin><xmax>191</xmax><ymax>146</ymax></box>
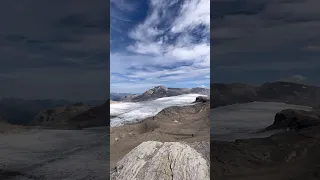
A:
<box><xmin>111</xmin><ymin>141</ymin><xmax>210</xmax><ymax>180</ymax></box>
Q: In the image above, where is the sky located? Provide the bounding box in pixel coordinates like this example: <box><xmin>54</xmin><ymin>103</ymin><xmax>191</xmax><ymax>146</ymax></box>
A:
<box><xmin>0</xmin><ymin>0</ymin><xmax>109</xmax><ymax>101</ymax></box>
<box><xmin>211</xmin><ymin>0</ymin><xmax>320</xmax><ymax>86</ymax></box>
<box><xmin>110</xmin><ymin>0</ymin><xmax>210</xmax><ymax>93</ymax></box>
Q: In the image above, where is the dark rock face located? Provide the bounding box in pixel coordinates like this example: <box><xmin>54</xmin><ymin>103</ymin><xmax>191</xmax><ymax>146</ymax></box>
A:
<box><xmin>265</xmin><ymin>109</ymin><xmax>320</xmax><ymax>131</ymax></box>
<box><xmin>194</xmin><ymin>96</ymin><xmax>210</xmax><ymax>103</ymax></box>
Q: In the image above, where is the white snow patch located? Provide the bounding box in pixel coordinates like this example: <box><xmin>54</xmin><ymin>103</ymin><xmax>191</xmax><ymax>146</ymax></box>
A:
<box><xmin>110</xmin><ymin>94</ymin><xmax>205</xmax><ymax>127</ymax></box>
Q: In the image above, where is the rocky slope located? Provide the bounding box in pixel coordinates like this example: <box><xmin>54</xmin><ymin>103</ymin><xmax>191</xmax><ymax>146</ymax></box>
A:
<box><xmin>28</xmin><ymin>102</ymin><xmax>91</xmax><ymax>129</ymax></box>
<box><xmin>111</xmin><ymin>141</ymin><xmax>210</xmax><ymax>180</ymax></box>
<box><xmin>68</xmin><ymin>101</ymin><xmax>109</xmax><ymax>129</ymax></box>
<box><xmin>211</xmin><ymin>82</ymin><xmax>320</xmax><ymax>108</ymax></box>
<box><xmin>122</xmin><ymin>86</ymin><xmax>210</xmax><ymax>102</ymax></box>
<box><xmin>211</xmin><ymin>108</ymin><xmax>320</xmax><ymax>180</ymax></box>
<box><xmin>28</xmin><ymin>101</ymin><xmax>110</xmax><ymax>129</ymax></box>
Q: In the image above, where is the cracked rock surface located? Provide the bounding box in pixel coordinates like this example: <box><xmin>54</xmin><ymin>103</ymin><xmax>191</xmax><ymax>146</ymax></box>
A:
<box><xmin>111</xmin><ymin>141</ymin><xmax>210</xmax><ymax>180</ymax></box>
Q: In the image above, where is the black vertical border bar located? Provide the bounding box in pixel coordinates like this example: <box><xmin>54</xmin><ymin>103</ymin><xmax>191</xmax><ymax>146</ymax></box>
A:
<box><xmin>107</xmin><ymin>0</ymin><xmax>111</xmax><ymax>178</ymax></box>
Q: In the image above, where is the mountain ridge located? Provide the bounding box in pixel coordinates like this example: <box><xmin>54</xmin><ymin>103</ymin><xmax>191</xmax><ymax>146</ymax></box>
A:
<box><xmin>120</xmin><ymin>85</ymin><xmax>210</xmax><ymax>102</ymax></box>
<box><xmin>211</xmin><ymin>81</ymin><xmax>320</xmax><ymax>108</ymax></box>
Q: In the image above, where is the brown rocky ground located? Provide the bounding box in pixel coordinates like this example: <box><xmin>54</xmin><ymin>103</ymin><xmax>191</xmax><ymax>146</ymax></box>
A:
<box><xmin>110</xmin><ymin>101</ymin><xmax>210</xmax><ymax>169</ymax></box>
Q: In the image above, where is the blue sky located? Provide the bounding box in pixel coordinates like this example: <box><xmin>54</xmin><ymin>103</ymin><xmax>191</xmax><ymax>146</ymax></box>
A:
<box><xmin>110</xmin><ymin>0</ymin><xmax>210</xmax><ymax>93</ymax></box>
<box><xmin>211</xmin><ymin>0</ymin><xmax>320</xmax><ymax>86</ymax></box>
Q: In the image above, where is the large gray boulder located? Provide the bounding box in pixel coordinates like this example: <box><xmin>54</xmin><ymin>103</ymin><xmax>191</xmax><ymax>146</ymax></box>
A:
<box><xmin>111</xmin><ymin>141</ymin><xmax>210</xmax><ymax>180</ymax></box>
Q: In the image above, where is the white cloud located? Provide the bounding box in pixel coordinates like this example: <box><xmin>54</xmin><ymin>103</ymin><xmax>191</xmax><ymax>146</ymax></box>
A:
<box><xmin>170</xmin><ymin>0</ymin><xmax>210</xmax><ymax>33</ymax></box>
<box><xmin>128</xmin><ymin>0</ymin><xmax>210</xmax><ymax>64</ymax></box>
<box><xmin>111</xmin><ymin>0</ymin><xmax>210</xmax><ymax>92</ymax></box>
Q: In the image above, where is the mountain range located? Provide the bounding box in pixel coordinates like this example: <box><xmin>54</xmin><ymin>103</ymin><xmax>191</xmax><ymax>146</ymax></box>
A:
<box><xmin>118</xmin><ymin>86</ymin><xmax>210</xmax><ymax>102</ymax></box>
<box><xmin>211</xmin><ymin>81</ymin><xmax>320</xmax><ymax>108</ymax></box>
<box><xmin>110</xmin><ymin>93</ymin><xmax>133</xmax><ymax>101</ymax></box>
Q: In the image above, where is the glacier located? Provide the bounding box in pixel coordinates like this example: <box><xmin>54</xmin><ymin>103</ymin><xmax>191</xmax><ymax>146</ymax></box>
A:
<box><xmin>110</xmin><ymin>94</ymin><xmax>205</xmax><ymax>127</ymax></box>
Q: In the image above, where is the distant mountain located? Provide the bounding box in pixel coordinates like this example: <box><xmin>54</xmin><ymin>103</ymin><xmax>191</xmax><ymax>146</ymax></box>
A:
<box><xmin>211</xmin><ymin>81</ymin><xmax>320</xmax><ymax>108</ymax></box>
<box><xmin>120</xmin><ymin>94</ymin><xmax>139</xmax><ymax>102</ymax></box>
<box><xmin>121</xmin><ymin>86</ymin><xmax>210</xmax><ymax>102</ymax></box>
<box><xmin>0</xmin><ymin>98</ymin><xmax>72</xmax><ymax>125</ymax></box>
<box><xmin>110</xmin><ymin>93</ymin><xmax>133</xmax><ymax>101</ymax></box>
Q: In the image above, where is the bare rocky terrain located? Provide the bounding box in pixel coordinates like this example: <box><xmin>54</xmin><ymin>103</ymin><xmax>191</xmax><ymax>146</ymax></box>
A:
<box><xmin>110</xmin><ymin>100</ymin><xmax>210</xmax><ymax>171</ymax></box>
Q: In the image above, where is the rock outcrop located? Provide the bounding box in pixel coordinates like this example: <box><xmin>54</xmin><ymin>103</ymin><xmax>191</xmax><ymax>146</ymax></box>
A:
<box><xmin>111</xmin><ymin>141</ymin><xmax>210</xmax><ymax>180</ymax></box>
<box><xmin>265</xmin><ymin>109</ymin><xmax>320</xmax><ymax>131</ymax></box>
<box><xmin>194</xmin><ymin>96</ymin><xmax>210</xmax><ymax>103</ymax></box>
